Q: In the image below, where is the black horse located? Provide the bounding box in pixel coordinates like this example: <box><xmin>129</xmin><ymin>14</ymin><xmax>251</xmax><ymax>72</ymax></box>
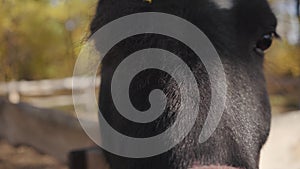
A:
<box><xmin>91</xmin><ymin>0</ymin><xmax>278</xmax><ymax>169</ymax></box>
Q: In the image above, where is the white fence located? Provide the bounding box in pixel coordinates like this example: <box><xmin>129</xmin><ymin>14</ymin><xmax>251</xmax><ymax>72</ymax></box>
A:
<box><xmin>0</xmin><ymin>77</ymin><xmax>101</xmax><ymax>108</ymax></box>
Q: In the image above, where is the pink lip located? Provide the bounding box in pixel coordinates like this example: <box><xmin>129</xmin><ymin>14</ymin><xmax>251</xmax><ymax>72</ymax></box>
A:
<box><xmin>190</xmin><ymin>166</ymin><xmax>241</xmax><ymax>169</ymax></box>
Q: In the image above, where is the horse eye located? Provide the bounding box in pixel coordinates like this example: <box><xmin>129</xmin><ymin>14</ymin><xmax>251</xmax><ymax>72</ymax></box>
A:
<box><xmin>255</xmin><ymin>33</ymin><xmax>274</xmax><ymax>52</ymax></box>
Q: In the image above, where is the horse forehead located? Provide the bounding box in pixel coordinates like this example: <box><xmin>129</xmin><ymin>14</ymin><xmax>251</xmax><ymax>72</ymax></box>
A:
<box><xmin>210</xmin><ymin>0</ymin><xmax>234</xmax><ymax>9</ymax></box>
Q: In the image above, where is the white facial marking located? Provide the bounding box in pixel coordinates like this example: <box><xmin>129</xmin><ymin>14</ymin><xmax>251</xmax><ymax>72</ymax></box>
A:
<box><xmin>211</xmin><ymin>0</ymin><xmax>234</xmax><ymax>9</ymax></box>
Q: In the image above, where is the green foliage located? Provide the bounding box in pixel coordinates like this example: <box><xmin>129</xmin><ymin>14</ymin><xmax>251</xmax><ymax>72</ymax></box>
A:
<box><xmin>0</xmin><ymin>0</ymin><xmax>97</xmax><ymax>81</ymax></box>
<box><xmin>265</xmin><ymin>40</ymin><xmax>300</xmax><ymax>77</ymax></box>
<box><xmin>0</xmin><ymin>0</ymin><xmax>299</xmax><ymax>81</ymax></box>
<box><xmin>265</xmin><ymin>40</ymin><xmax>300</xmax><ymax>113</ymax></box>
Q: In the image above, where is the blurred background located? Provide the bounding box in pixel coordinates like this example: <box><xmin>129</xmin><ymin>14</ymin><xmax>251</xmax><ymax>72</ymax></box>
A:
<box><xmin>0</xmin><ymin>0</ymin><xmax>299</xmax><ymax>169</ymax></box>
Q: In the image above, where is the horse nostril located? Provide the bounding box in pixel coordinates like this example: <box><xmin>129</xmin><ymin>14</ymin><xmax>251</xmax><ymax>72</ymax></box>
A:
<box><xmin>143</xmin><ymin>0</ymin><xmax>152</xmax><ymax>4</ymax></box>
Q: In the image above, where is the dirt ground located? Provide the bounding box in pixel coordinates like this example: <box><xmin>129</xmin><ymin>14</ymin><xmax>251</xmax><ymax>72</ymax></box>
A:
<box><xmin>0</xmin><ymin>139</ymin><xmax>67</xmax><ymax>169</ymax></box>
<box><xmin>260</xmin><ymin>111</ymin><xmax>300</xmax><ymax>169</ymax></box>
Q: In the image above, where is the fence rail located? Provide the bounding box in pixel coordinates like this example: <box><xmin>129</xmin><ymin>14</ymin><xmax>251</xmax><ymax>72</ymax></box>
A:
<box><xmin>0</xmin><ymin>77</ymin><xmax>100</xmax><ymax>108</ymax></box>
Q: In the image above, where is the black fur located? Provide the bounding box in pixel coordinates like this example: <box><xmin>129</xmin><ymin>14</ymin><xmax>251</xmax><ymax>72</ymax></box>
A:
<box><xmin>91</xmin><ymin>0</ymin><xmax>277</xmax><ymax>169</ymax></box>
